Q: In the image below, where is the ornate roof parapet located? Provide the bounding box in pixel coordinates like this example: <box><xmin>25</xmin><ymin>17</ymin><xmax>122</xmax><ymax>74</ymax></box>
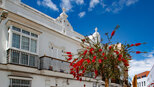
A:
<box><xmin>56</xmin><ymin>8</ymin><xmax>73</xmax><ymax>33</ymax></box>
<box><xmin>88</xmin><ymin>27</ymin><xmax>101</xmax><ymax>42</ymax></box>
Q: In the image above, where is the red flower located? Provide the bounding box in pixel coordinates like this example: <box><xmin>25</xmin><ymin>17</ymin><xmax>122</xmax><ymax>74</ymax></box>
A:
<box><xmin>131</xmin><ymin>44</ymin><xmax>134</xmax><ymax>46</ymax></box>
<box><xmin>122</xmin><ymin>58</ymin><xmax>127</xmax><ymax>63</ymax></box>
<box><xmin>92</xmin><ymin>59</ymin><xmax>95</xmax><ymax>63</ymax></box>
<box><xmin>90</xmin><ymin>51</ymin><xmax>93</xmax><ymax>54</ymax></box>
<box><xmin>68</xmin><ymin>55</ymin><xmax>72</xmax><ymax>57</ymax></box>
<box><xmin>118</xmin><ymin>57</ymin><xmax>121</xmax><ymax>61</ymax></box>
<box><xmin>109</xmin><ymin>46</ymin><xmax>112</xmax><ymax>50</ymax></box>
<box><xmin>66</xmin><ymin>52</ymin><xmax>71</xmax><ymax>54</ymax></box>
<box><xmin>99</xmin><ymin>49</ymin><xmax>102</xmax><ymax>52</ymax></box>
<box><xmin>135</xmin><ymin>43</ymin><xmax>141</xmax><ymax>46</ymax></box>
<box><xmin>83</xmin><ymin>50</ymin><xmax>87</xmax><ymax>55</ymax></box>
<box><xmin>102</xmin><ymin>53</ymin><xmax>105</xmax><ymax>56</ymax></box>
<box><xmin>136</xmin><ymin>51</ymin><xmax>141</xmax><ymax>54</ymax></box>
<box><xmin>119</xmin><ymin>54</ymin><xmax>122</xmax><ymax>58</ymax></box>
<box><xmin>86</xmin><ymin>59</ymin><xmax>91</xmax><ymax>64</ymax></box>
<box><xmin>93</xmin><ymin>56</ymin><xmax>96</xmax><ymax>60</ymax></box>
<box><xmin>67</xmin><ymin>57</ymin><xmax>72</xmax><ymax>61</ymax></box>
<box><xmin>104</xmin><ymin>57</ymin><xmax>107</xmax><ymax>60</ymax></box>
<box><xmin>114</xmin><ymin>51</ymin><xmax>119</xmax><ymax>55</ymax></box>
<box><xmin>90</xmin><ymin>48</ymin><xmax>94</xmax><ymax>51</ymax></box>
<box><xmin>111</xmin><ymin>30</ymin><xmax>115</xmax><ymax>36</ymax></box>
<box><xmin>82</xmin><ymin>39</ymin><xmax>85</xmax><ymax>42</ymax></box>
<box><xmin>124</xmin><ymin>63</ymin><xmax>129</xmax><ymax>66</ymax></box>
<box><xmin>98</xmin><ymin>59</ymin><xmax>102</xmax><ymax>63</ymax></box>
<box><xmin>94</xmin><ymin>70</ymin><xmax>98</xmax><ymax>78</ymax></box>
<box><xmin>84</xmin><ymin>84</ymin><xmax>86</xmax><ymax>87</ymax></box>
<box><xmin>80</xmin><ymin>78</ymin><xmax>82</xmax><ymax>81</ymax></box>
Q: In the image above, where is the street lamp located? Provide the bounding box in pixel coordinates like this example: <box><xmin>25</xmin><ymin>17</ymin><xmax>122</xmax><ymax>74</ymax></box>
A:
<box><xmin>0</xmin><ymin>10</ymin><xmax>8</xmax><ymax>23</ymax></box>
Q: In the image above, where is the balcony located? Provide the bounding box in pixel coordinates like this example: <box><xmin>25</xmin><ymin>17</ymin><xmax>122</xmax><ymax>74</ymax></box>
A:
<box><xmin>40</xmin><ymin>56</ymin><xmax>70</xmax><ymax>74</ymax></box>
<box><xmin>7</xmin><ymin>49</ymin><xmax>40</xmax><ymax>68</ymax></box>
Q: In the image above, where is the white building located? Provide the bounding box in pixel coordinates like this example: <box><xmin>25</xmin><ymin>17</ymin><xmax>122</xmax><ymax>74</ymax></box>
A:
<box><xmin>147</xmin><ymin>65</ymin><xmax>154</xmax><ymax>87</ymax></box>
<box><xmin>136</xmin><ymin>71</ymin><xmax>150</xmax><ymax>87</ymax></box>
<box><xmin>0</xmin><ymin>0</ymin><xmax>121</xmax><ymax>87</ymax></box>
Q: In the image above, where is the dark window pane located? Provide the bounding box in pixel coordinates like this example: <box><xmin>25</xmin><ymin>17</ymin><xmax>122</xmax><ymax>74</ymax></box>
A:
<box><xmin>11</xmin><ymin>51</ymin><xmax>20</xmax><ymax>64</ymax></box>
<box><xmin>29</xmin><ymin>55</ymin><xmax>35</xmax><ymax>67</ymax></box>
<box><xmin>21</xmin><ymin>36</ymin><xmax>29</xmax><ymax>51</ymax></box>
<box><xmin>22</xmin><ymin>30</ymin><xmax>30</xmax><ymax>35</ymax></box>
<box><xmin>31</xmin><ymin>33</ymin><xmax>38</xmax><ymax>38</ymax></box>
<box><xmin>21</xmin><ymin>53</ymin><xmax>28</xmax><ymax>65</ymax></box>
<box><xmin>12</xmin><ymin>33</ymin><xmax>20</xmax><ymax>48</ymax></box>
<box><xmin>12</xmin><ymin>26</ymin><xmax>21</xmax><ymax>32</ymax></box>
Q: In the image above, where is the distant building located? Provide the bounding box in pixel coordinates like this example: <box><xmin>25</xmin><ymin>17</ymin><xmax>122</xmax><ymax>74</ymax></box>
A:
<box><xmin>147</xmin><ymin>65</ymin><xmax>154</xmax><ymax>87</ymax></box>
<box><xmin>136</xmin><ymin>71</ymin><xmax>150</xmax><ymax>87</ymax></box>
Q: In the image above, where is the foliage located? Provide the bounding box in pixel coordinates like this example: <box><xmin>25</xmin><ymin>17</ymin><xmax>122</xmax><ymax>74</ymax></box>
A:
<box><xmin>65</xmin><ymin>25</ymin><xmax>146</xmax><ymax>84</ymax></box>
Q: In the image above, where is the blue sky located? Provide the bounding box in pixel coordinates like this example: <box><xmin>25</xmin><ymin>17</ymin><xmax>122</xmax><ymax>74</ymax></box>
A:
<box><xmin>21</xmin><ymin>0</ymin><xmax>154</xmax><ymax>78</ymax></box>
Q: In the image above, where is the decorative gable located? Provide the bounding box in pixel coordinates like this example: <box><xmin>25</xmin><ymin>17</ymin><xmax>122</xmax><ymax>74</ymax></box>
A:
<box><xmin>56</xmin><ymin>8</ymin><xmax>73</xmax><ymax>32</ymax></box>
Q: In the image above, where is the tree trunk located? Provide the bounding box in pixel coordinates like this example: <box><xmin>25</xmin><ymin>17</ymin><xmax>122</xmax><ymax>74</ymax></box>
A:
<box><xmin>105</xmin><ymin>78</ymin><xmax>109</xmax><ymax>87</ymax></box>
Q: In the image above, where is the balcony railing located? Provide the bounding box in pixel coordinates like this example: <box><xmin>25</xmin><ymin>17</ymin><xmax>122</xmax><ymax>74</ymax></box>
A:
<box><xmin>7</xmin><ymin>49</ymin><xmax>39</xmax><ymax>68</ymax></box>
<box><xmin>40</xmin><ymin>56</ymin><xmax>70</xmax><ymax>74</ymax></box>
<box><xmin>40</xmin><ymin>56</ymin><xmax>95</xmax><ymax>78</ymax></box>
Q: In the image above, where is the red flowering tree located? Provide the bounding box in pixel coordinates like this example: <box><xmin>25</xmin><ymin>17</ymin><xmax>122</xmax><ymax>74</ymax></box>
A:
<box><xmin>65</xmin><ymin>25</ymin><xmax>146</xmax><ymax>87</ymax></box>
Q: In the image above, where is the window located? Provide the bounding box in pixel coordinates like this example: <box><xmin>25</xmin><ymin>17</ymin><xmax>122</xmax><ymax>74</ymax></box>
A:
<box><xmin>144</xmin><ymin>81</ymin><xmax>146</xmax><ymax>86</ymax></box>
<box><xmin>10</xmin><ymin>79</ymin><xmax>31</xmax><ymax>87</ymax></box>
<box><xmin>29</xmin><ymin>55</ymin><xmax>35</xmax><ymax>67</ymax></box>
<box><xmin>22</xmin><ymin>30</ymin><xmax>30</xmax><ymax>35</ymax></box>
<box><xmin>12</xmin><ymin>26</ymin><xmax>21</xmax><ymax>32</ymax></box>
<box><xmin>12</xmin><ymin>33</ymin><xmax>20</xmax><ymax>48</ymax></box>
<box><xmin>11</xmin><ymin>51</ymin><xmax>20</xmax><ymax>64</ymax></box>
<box><xmin>21</xmin><ymin>53</ymin><xmax>28</xmax><ymax>65</ymax></box>
<box><xmin>11</xmin><ymin>26</ymin><xmax>38</xmax><ymax>53</ymax></box>
<box><xmin>9</xmin><ymin>50</ymin><xmax>37</xmax><ymax>67</ymax></box>
<box><xmin>21</xmin><ymin>36</ymin><xmax>30</xmax><ymax>51</ymax></box>
<box><xmin>31</xmin><ymin>33</ymin><xmax>38</xmax><ymax>38</ymax></box>
<box><xmin>142</xmin><ymin>75</ymin><xmax>146</xmax><ymax>78</ymax></box>
<box><xmin>30</xmin><ymin>39</ymin><xmax>37</xmax><ymax>53</ymax></box>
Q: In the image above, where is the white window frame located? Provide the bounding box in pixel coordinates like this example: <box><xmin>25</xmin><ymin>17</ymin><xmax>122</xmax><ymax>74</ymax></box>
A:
<box><xmin>9</xmin><ymin>76</ymin><xmax>32</xmax><ymax>87</ymax></box>
<box><xmin>8</xmin><ymin>25</ymin><xmax>39</xmax><ymax>55</ymax></box>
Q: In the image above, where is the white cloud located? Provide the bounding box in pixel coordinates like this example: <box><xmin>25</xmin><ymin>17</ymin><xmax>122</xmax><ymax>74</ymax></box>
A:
<box><xmin>37</xmin><ymin>0</ymin><xmax>41</xmax><ymax>6</ymax></box>
<box><xmin>104</xmin><ymin>0</ymin><xmax>139</xmax><ymax>13</ymax></box>
<box><xmin>37</xmin><ymin>0</ymin><xmax>59</xmax><ymax>11</ymax></box>
<box><xmin>89</xmin><ymin>0</ymin><xmax>100</xmax><ymax>11</ymax></box>
<box><xmin>75</xmin><ymin>0</ymin><xmax>84</xmax><ymax>5</ymax></box>
<box><xmin>60</xmin><ymin>0</ymin><xmax>72</xmax><ymax>12</ymax></box>
<box><xmin>126</xmin><ymin>0</ymin><xmax>138</xmax><ymax>6</ymax></box>
<box><xmin>78</xmin><ymin>11</ymin><xmax>86</xmax><ymax>18</ymax></box>
<box><xmin>128</xmin><ymin>50</ymin><xmax>154</xmax><ymax>79</ymax></box>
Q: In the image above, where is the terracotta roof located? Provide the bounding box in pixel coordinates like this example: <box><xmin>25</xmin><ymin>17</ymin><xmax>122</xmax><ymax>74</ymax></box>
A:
<box><xmin>136</xmin><ymin>71</ymin><xmax>150</xmax><ymax>79</ymax></box>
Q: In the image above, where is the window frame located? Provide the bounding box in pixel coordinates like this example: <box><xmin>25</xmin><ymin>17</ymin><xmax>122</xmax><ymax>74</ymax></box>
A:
<box><xmin>8</xmin><ymin>25</ymin><xmax>38</xmax><ymax>55</ymax></box>
<box><xmin>9</xmin><ymin>77</ymin><xmax>32</xmax><ymax>87</ymax></box>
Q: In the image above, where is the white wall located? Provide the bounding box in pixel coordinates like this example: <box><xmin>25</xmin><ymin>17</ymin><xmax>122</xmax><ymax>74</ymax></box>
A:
<box><xmin>147</xmin><ymin>65</ymin><xmax>154</xmax><ymax>87</ymax></box>
<box><xmin>0</xmin><ymin>70</ymin><xmax>95</xmax><ymax>87</ymax></box>
<box><xmin>137</xmin><ymin>77</ymin><xmax>147</xmax><ymax>87</ymax></box>
<box><xmin>0</xmin><ymin>19</ymin><xmax>8</xmax><ymax>64</ymax></box>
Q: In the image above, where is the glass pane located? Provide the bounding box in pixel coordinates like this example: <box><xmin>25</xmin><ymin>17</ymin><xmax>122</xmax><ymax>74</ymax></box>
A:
<box><xmin>29</xmin><ymin>55</ymin><xmax>35</xmax><ymax>67</ymax></box>
<box><xmin>21</xmin><ymin>36</ymin><xmax>29</xmax><ymax>51</ymax></box>
<box><xmin>11</xmin><ymin>79</ymin><xmax>31</xmax><ymax>87</ymax></box>
<box><xmin>12</xmin><ymin>33</ymin><xmax>20</xmax><ymax>48</ymax></box>
<box><xmin>30</xmin><ymin>39</ymin><xmax>37</xmax><ymax>53</ymax></box>
<box><xmin>21</xmin><ymin>53</ymin><xmax>28</xmax><ymax>65</ymax></box>
<box><xmin>22</xmin><ymin>30</ymin><xmax>30</xmax><ymax>35</ymax></box>
<box><xmin>31</xmin><ymin>33</ymin><xmax>38</xmax><ymax>38</ymax></box>
<box><xmin>11</xmin><ymin>51</ymin><xmax>19</xmax><ymax>64</ymax></box>
<box><xmin>12</xmin><ymin>26</ymin><xmax>21</xmax><ymax>32</ymax></box>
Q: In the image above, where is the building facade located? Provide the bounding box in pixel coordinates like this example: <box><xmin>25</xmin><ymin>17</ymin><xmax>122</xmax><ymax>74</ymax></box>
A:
<box><xmin>147</xmin><ymin>65</ymin><xmax>154</xmax><ymax>87</ymax></box>
<box><xmin>0</xmin><ymin>0</ymin><xmax>121</xmax><ymax>87</ymax></box>
<box><xmin>136</xmin><ymin>71</ymin><xmax>150</xmax><ymax>87</ymax></box>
